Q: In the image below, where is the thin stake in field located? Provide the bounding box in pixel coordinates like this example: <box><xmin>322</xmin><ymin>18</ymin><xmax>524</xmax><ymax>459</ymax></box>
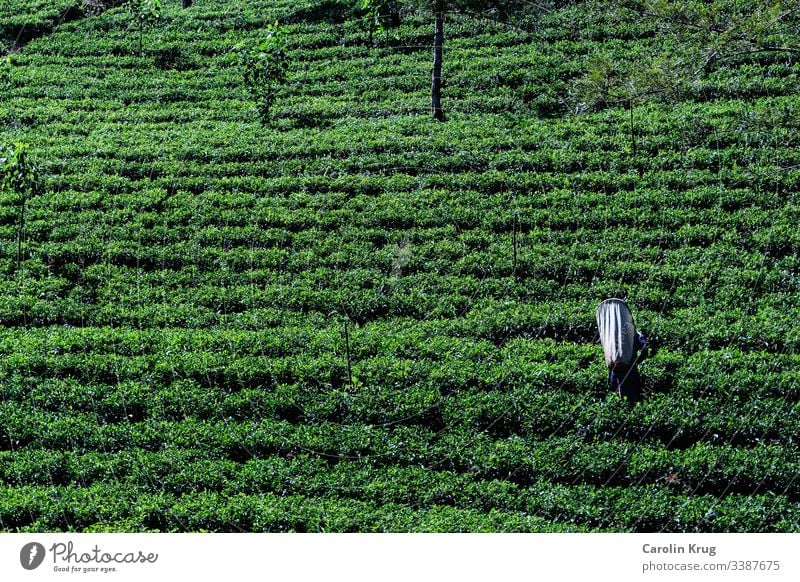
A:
<box><xmin>16</xmin><ymin>182</ymin><xmax>25</xmax><ymax>276</ymax></box>
<box><xmin>629</xmin><ymin>98</ymin><xmax>637</xmax><ymax>161</ymax></box>
<box><xmin>512</xmin><ymin>211</ymin><xmax>518</xmax><ymax>278</ymax></box>
<box><xmin>343</xmin><ymin>318</ymin><xmax>354</xmax><ymax>390</ymax></box>
<box><xmin>16</xmin><ymin>189</ymin><xmax>26</xmax><ymax>327</ymax></box>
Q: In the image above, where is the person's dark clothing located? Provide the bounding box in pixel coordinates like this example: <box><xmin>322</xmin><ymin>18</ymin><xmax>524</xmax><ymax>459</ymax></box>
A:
<box><xmin>609</xmin><ymin>331</ymin><xmax>648</xmax><ymax>403</ymax></box>
<box><xmin>610</xmin><ymin>365</ymin><xmax>643</xmax><ymax>402</ymax></box>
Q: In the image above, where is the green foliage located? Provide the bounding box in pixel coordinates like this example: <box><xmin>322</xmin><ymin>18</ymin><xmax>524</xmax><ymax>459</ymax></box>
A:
<box><xmin>0</xmin><ymin>142</ymin><xmax>40</xmax><ymax>316</ymax></box>
<box><xmin>0</xmin><ymin>55</ymin><xmax>12</xmax><ymax>89</ymax></box>
<box><xmin>574</xmin><ymin>0</ymin><xmax>800</xmax><ymax>112</ymax></box>
<box><xmin>127</xmin><ymin>0</ymin><xmax>161</xmax><ymax>55</ymax></box>
<box><xmin>570</xmin><ymin>52</ymin><xmax>688</xmax><ymax>112</ymax></box>
<box><xmin>127</xmin><ymin>0</ymin><xmax>161</xmax><ymax>25</ymax></box>
<box><xmin>0</xmin><ymin>143</ymin><xmax>39</xmax><ymax>198</ymax></box>
<box><xmin>633</xmin><ymin>0</ymin><xmax>799</xmax><ymax>59</ymax></box>
<box><xmin>238</xmin><ymin>22</ymin><xmax>289</xmax><ymax>124</ymax></box>
<box><xmin>355</xmin><ymin>0</ymin><xmax>401</xmax><ymax>44</ymax></box>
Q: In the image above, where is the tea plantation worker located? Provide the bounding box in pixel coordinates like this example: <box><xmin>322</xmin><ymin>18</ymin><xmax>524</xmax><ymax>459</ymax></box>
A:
<box><xmin>596</xmin><ymin>298</ymin><xmax>648</xmax><ymax>403</ymax></box>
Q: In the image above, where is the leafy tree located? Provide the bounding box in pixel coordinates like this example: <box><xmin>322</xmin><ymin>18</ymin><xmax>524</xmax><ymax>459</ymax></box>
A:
<box><xmin>629</xmin><ymin>0</ymin><xmax>800</xmax><ymax>70</ymax></box>
<box><xmin>356</xmin><ymin>0</ymin><xmax>402</xmax><ymax>45</ymax></box>
<box><xmin>570</xmin><ymin>1</ymin><xmax>800</xmax><ymax>158</ymax></box>
<box><xmin>239</xmin><ymin>23</ymin><xmax>289</xmax><ymax>124</ymax></box>
<box><xmin>0</xmin><ymin>143</ymin><xmax>41</xmax><ymax>326</ymax></box>
<box><xmin>127</xmin><ymin>0</ymin><xmax>162</xmax><ymax>56</ymax></box>
<box><xmin>573</xmin><ymin>0</ymin><xmax>800</xmax><ymax>109</ymax></box>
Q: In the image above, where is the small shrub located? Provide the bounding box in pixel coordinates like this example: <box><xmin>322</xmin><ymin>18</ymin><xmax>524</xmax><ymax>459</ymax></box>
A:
<box><xmin>238</xmin><ymin>23</ymin><xmax>289</xmax><ymax>124</ymax></box>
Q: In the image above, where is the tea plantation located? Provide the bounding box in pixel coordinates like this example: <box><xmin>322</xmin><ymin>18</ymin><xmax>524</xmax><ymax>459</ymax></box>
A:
<box><xmin>0</xmin><ymin>0</ymin><xmax>798</xmax><ymax>532</ymax></box>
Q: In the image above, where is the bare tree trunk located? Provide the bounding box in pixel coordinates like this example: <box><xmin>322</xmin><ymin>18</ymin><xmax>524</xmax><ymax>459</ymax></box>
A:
<box><xmin>431</xmin><ymin>5</ymin><xmax>444</xmax><ymax>121</ymax></box>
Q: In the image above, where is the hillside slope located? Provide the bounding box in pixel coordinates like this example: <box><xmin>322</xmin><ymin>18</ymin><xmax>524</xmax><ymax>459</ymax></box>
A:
<box><xmin>0</xmin><ymin>0</ymin><xmax>798</xmax><ymax>532</ymax></box>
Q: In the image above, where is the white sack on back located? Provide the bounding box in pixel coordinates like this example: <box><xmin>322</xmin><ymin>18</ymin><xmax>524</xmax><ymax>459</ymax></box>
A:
<box><xmin>596</xmin><ymin>299</ymin><xmax>636</xmax><ymax>368</ymax></box>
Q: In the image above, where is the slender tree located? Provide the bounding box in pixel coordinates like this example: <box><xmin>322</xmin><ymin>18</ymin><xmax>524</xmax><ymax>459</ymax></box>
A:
<box><xmin>239</xmin><ymin>23</ymin><xmax>289</xmax><ymax>124</ymax></box>
<box><xmin>1</xmin><ymin>143</ymin><xmax>41</xmax><ymax>327</ymax></box>
<box><xmin>574</xmin><ymin>0</ymin><xmax>800</xmax><ymax>113</ymax></box>
<box><xmin>569</xmin><ymin>0</ymin><xmax>800</xmax><ymax>161</ymax></box>
<box><xmin>418</xmin><ymin>0</ymin><xmax>531</xmax><ymax>120</ymax></box>
<box><xmin>127</xmin><ymin>0</ymin><xmax>162</xmax><ymax>56</ymax></box>
<box><xmin>624</xmin><ymin>0</ymin><xmax>800</xmax><ymax>72</ymax></box>
<box><xmin>1</xmin><ymin>143</ymin><xmax>39</xmax><ymax>271</ymax></box>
